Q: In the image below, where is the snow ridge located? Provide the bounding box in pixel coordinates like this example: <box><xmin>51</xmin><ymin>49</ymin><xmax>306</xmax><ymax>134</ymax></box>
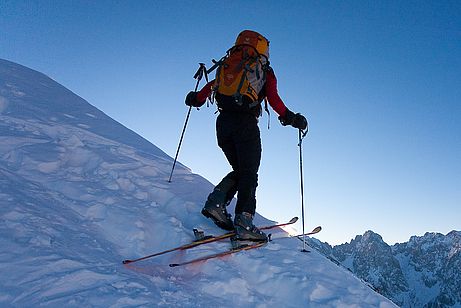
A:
<box><xmin>0</xmin><ymin>59</ymin><xmax>395</xmax><ymax>307</ymax></box>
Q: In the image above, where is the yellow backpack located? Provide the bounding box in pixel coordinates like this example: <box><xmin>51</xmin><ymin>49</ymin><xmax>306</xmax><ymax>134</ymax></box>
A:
<box><xmin>210</xmin><ymin>30</ymin><xmax>270</xmax><ymax>106</ymax></box>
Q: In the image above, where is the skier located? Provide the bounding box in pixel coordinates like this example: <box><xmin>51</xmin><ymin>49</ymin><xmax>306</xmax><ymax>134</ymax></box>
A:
<box><xmin>185</xmin><ymin>30</ymin><xmax>307</xmax><ymax>242</ymax></box>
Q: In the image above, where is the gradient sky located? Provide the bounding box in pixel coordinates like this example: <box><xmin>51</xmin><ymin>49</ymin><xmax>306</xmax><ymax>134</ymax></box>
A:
<box><xmin>1</xmin><ymin>1</ymin><xmax>460</xmax><ymax>245</ymax></box>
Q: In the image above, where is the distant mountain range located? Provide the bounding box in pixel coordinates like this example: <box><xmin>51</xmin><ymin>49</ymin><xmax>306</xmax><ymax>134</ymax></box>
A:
<box><xmin>307</xmin><ymin>230</ymin><xmax>461</xmax><ymax>307</ymax></box>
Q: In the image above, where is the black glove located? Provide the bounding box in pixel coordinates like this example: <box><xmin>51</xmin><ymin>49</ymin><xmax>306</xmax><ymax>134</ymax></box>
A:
<box><xmin>185</xmin><ymin>91</ymin><xmax>205</xmax><ymax>107</ymax></box>
<box><xmin>279</xmin><ymin>109</ymin><xmax>308</xmax><ymax>130</ymax></box>
<box><xmin>292</xmin><ymin>113</ymin><xmax>308</xmax><ymax>130</ymax></box>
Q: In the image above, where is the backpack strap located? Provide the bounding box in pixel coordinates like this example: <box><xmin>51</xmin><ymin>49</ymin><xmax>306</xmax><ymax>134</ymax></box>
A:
<box><xmin>234</xmin><ymin>50</ymin><xmax>258</xmax><ymax>105</ymax></box>
<box><xmin>263</xmin><ymin>97</ymin><xmax>270</xmax><ymax>129</ymax></box>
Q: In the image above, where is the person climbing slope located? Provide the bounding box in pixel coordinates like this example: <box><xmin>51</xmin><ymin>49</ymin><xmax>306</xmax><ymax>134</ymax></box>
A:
<box><xmin>185</xmin><ymin>30</ymin><xmax>307</xmax><ymax>242</ymax></box>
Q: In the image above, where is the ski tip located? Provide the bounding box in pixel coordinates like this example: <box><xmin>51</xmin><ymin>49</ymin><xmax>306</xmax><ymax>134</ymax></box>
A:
<box><xmin>289</xmin><ymin>217</ymin><xmax>299</xmax><ymax>223</ymax></box>
<box><xmin>122</xmin><ymin>260</ymin><xmax>132</xmax><ymax>264</ymax></box>
<box><xmin>313</xmin><ymin>226</ymin><xmax>322</xmax><ymax>233</ymax></box>
<box><xmin>169</xmin><ymin>263</ymin><xmax>179</xmax><ymax>267</ymax></box>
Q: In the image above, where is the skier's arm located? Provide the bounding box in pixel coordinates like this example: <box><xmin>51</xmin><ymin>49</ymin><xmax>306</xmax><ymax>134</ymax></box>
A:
<box><xmin>197</xmin><ymin>80</ymin><xmax>214</xmax><ymax>103</ymax></box>
<box><xmin>265</xmin><ymin>68</ymin><xmax>288</xmax><ymax>117</ymax></box>
<box><xmin>266</xmin><ymin>68</ymin><xmax>307</xmax><ymax>130</ymax></box>
<box><xmin>185</xmin><ymin>80</ymin><xmax>214</xmax><ymax>107</ymax></box>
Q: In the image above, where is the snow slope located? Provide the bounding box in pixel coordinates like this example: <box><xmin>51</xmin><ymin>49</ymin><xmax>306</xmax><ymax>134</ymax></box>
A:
<box><xmin>0</xmin><ymin>58</ymin><xmax>395</xmax><ymax>307</ymax></box>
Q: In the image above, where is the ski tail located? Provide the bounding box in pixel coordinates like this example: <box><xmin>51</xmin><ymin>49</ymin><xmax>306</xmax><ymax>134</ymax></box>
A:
<box><xmin>122</xmin><ymin>231</ymin><xmax>234</xmax><ymax>264</ymax></box>
<box><xmin>169</xmin><ymin>241</ymin><xmax>268</xmax><ymax>267</ymax></box>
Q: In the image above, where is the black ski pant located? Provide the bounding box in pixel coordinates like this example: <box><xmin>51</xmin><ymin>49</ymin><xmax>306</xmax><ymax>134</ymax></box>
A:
<box><xmin>215</xmin><ymin>111</ymin><xmax>261</xmax><ymax>215</ymax></box>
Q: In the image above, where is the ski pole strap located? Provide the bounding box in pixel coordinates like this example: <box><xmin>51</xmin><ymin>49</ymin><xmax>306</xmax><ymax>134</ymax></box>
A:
<box><xmin>193</xmin><ymin>63</ymin><xmax>210</xmax><ymax>106</ymax></box>
<box><xmin>298</xmin><ymin>128</ymin><xmax>307</xmax><ymax>146</ymax></box>
<box><xmin>193</xmin><ymin>63</ymin><xmax>208</xmax><ymax>85</ymax></box>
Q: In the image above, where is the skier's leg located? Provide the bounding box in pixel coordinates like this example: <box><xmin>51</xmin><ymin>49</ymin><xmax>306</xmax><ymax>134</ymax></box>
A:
<box><xmin>201</xmin><ymin>172</ymin><xmax>236</xmax><ymax>230</ymax></box>
<box><xmin>231</xmin><ymin>115</ymin><xmax>267</xmax><ymax>241</ymax></box>
<box><xmin>233</xmin><ymin>115</ymin><xmax>261</xmax><ymax>216</ymax></box>
<box><xmin>214</xmin><ymin>171</ymin><xmax>238</xmax><ymax>204</ymax></box>
<box><xmin>201</xmin><ymin>114</ymin><xmax>238</xmax><ymax>230</ymax></box>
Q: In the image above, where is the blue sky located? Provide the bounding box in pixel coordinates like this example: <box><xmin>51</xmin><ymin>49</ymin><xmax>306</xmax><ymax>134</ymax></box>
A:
<box><xmin>1</xmin><ymin>1</ymin><xmax>460</xmax><ymax>245</ymax></box>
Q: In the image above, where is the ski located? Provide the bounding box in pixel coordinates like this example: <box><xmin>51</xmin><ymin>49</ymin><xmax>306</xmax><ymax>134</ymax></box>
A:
<box><xmin>122</xmin><ymin>216</ymin><xmax>298</xmax><ymax>264</ymax></box>
<box><xmin>168</xmin><ymin>225</ymin><xmax>322</xmax><ymax>268</ymax></box>
<box><xmin>169</xmin><ymin>241</ymin><xmax>268</xmax><ymax>267</ymax></box>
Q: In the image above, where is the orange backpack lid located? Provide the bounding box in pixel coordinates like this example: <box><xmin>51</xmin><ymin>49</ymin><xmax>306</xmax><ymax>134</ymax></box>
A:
<box><xmin>235</xmin><ymin>30</ymin><xmax>270</xmax><ymax>58</ymax></box>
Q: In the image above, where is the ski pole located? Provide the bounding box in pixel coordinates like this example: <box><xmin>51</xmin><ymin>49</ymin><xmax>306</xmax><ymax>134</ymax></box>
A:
<box><xmin>298</xmin><ymin>128</ymin><xmax>308</xmax><ymax>252</ymax></box>
<box><xmin>168</xmin><ymin>63</ymin><xmax>208</xmax><ymax>183</ymax></box>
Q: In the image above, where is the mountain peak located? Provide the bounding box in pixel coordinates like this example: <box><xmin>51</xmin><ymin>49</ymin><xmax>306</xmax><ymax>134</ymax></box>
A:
<box><xmin>362</xmin><ymin>230</ymin><xmax>384</xmax><ymax>242</ymax></box>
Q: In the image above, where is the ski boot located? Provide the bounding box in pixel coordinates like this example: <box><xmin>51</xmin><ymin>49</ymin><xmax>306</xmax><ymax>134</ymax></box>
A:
<box><xmin>201</xmin><ymin>190</ymin><xmax>234</xmax><ymax>231</ymax></box>
<box><xmin>233</xmin><ymin>212</ymin><xmax>268</xmax><ymax>243</ymax></box>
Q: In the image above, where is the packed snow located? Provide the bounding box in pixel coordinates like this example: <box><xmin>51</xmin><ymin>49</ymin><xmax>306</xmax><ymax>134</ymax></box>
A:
<box><xmin>0</xmin><ymin>59</ymin><xmax>396</xmax><ymax>307</ymax></box>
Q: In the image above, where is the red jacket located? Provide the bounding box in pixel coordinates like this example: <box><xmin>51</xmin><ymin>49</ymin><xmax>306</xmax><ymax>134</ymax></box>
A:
<box><xmin>196</xmin><ymin>68</ymin><xmax>288</xmax><ymax>118</ymax></box>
